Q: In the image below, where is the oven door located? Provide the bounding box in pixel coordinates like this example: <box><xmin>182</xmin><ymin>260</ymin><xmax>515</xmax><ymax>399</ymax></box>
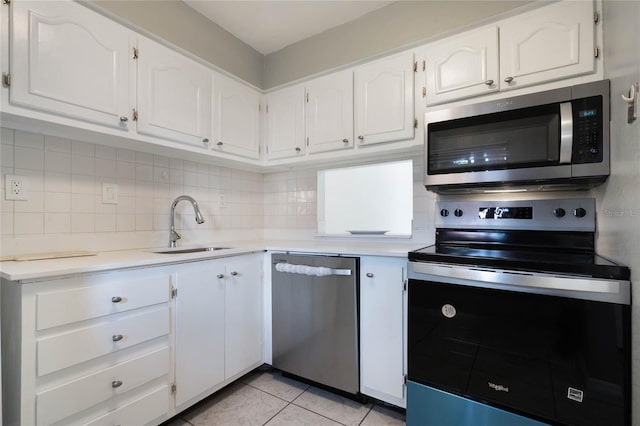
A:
<box><xmin>408</xmin><ymin>262</ymin><xmax>631</xmax><ymax>426</ymax></box>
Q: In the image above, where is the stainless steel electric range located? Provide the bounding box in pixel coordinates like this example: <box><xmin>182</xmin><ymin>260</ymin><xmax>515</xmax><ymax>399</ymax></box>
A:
<box><xmin>407</xmin><ymin>198</ymin><xmax>631</xmax><ymax>426</ymax></box>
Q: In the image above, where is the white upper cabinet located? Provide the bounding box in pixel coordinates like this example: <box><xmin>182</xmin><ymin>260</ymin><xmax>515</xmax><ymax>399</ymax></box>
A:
<box><xmin>9</xmin><ymin>1</ymin><xmax>132</xmax><ymax>130</ymax></box>
<box><xmin>212</xmin><ymin>73</ymin><xmax>261</xmax><ymax>159</ymax></box>
<box><xmin>499</xmin><ymin>1</ymin><xmax>595</xmax><ymax>91</ymax></box>
<box><xmin>354</xmin><ymin>51</ymin><xmax>415</xmax><ymax>146</ymax></box>
<box><xmin>136</xmin><ymin>36</ymin><xmax>211</xmax><ymax>148</ymax></box>
<box><xmin>306</xmin><ymin>70</ymin><xmax>354</xmax><ymax>154</ymax></box>
<box><xmin>424</xmin><ymin>26</ymin><xmax>499</xmax><ymax>105</ymax></box>
<box><xmin>266</xmin><ymin>85</ymin><xmax>306</xmax><ymax>160</ymax></box>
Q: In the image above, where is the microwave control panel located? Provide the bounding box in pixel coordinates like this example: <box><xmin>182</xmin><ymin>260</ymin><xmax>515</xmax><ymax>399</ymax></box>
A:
<box><xmin>572</xmin><ymin>96</ymin><xmax>603</xmax><ymax>164</ymax></box>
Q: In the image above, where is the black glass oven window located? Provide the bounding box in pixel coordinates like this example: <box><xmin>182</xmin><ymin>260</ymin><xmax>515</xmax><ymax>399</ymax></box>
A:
<box><xmin>408</xmin><ymin>280</ymin><xmax>630</xmax><ymax>426</ymax></box>
<box><xmin>428</xmin><ymin>104</ymin><xmax>560</xmax><ymax>175</ymax></box>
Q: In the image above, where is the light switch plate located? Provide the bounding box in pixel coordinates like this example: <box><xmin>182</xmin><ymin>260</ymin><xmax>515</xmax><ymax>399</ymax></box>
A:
<box><xmin>102</xmin><ymin>183</ymin><xmax>118</xmax><ymax>204</ymax></box>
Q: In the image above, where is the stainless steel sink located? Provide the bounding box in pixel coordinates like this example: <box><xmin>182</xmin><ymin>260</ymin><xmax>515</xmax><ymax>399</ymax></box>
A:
<box><xmin>151</xmin><ymin>247</ymin><xmax>231</xmax><ymax>254</ymax></box>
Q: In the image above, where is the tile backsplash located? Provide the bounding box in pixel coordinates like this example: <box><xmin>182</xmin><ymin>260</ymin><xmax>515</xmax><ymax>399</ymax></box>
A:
<box><xmin>0</xmin><ymin>127</ymin><xmax>434</xmax><ymax>255</ymax></box>
<box><xmin>0</xmin><ymin>128</ymin><xmax>264</xmax><ymax>255</ymax></box>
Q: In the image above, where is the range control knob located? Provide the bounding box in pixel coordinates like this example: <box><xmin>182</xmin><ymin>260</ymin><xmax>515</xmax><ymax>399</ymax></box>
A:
<box><xmin>454</xmin><ymin>209</ymin><xmax>464</xmax><ymax>217</ymax></box>
<box><xmin>574</xmin><ymin>208</ymin><xmax>587</xmax><ymax>218</ymax></box>
<box><xmin>553</xmin><ymin>208</ymin><xmax>566</xmax><ymax>218</ymax></box>
<box><xmin>440</xmin><ymin>209</ymin><xmax>449</xmax><ymax>217</ymax></box>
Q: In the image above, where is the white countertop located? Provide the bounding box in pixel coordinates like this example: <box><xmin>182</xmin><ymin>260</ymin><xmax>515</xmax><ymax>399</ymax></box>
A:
<box><xmin>0</xmin><ymin>240</ymin><xmax>426</xmax><ymax>282</ymax></box>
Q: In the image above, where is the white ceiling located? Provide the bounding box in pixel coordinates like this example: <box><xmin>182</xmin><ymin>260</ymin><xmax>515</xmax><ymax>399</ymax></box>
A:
<box><xmin>183</xmin><ymin>1</ymin><xmax>396</xmax><ymax>55</ymax></box>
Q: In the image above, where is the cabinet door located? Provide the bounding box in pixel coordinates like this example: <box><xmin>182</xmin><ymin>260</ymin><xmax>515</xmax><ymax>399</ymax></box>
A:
<box><xmin>354</xmin><ymin>52</ymin><xmax>414</xmax><ymax>146</ymax></box>
<box><xmin>266</xmin><ymin>86</ymin><xmax>305</xmax><ymax>160</ymax></box>
<box><xmin>224</xmin><ymin>254</ymin><xmax>263</xmax><ymax>379</ymax></box>
<box><xmin>360</xmin><ymin>256</ymin><xmax>406</xmax><ymax>408</ymax></box>
<box><xmin>10</xmin><ymin>1</ymin><xmax>132</xmax><ymax>130</ymax></box>
<box><xmin>499</xmin><ymin>1</ymin><xmax>595</xmax><ymax>90</ymax></box>
<box><xmin>212</xmin><ymin>73</ymin><xmax>261</xmax><ymax>159</ymax></box>
<box><xmin>174</xmin><ymin>260</ymin><xmax>225</xmax><ymax>406</ymax></box>
<box><xmin>425</xmin><ymin>26</ymin><xmax>499</xmax><ymax>105</ymax></box>
<box><xmin>137</xmin><ymin>36</ymin><xmax>211</xmax><ymax>148</ymax></box>
<box><xmin>306</xmin><ymin>70</ymin><xmax>354</xmax><ymax>154</ymax></box>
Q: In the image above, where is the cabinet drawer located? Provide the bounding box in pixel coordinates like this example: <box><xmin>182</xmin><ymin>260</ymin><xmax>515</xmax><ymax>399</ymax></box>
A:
<box><xmin>82</xmin><ymin>385</ymin><xmax>169</xmax><ymax>426</ymax></box>
<box><xmin>37</xmin><ymin>306</ymin><xmax>169</xmax><ymax>376</ymax></box>
<box><xmin>37</xmin><ymin>347</ymin><xmax>169</xmax><ymax>425</ymax></box>
<box><xmin>36</xmin><ymin>269</ymin><xmax>171</xmax><ymax>330</ymax></box>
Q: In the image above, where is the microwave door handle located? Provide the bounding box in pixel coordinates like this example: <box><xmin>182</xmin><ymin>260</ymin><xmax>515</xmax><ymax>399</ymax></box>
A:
<box><xmin>559</xmin><ymin>102</ymin><xmax>573</xmax><ymax>164</ymax></box>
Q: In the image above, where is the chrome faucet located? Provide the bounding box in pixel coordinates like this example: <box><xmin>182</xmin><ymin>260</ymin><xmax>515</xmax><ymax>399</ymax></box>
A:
<box><xmin>169</xmin><ymin>195</ymin><xmax>205</xmax><ymax>247</ymax></box>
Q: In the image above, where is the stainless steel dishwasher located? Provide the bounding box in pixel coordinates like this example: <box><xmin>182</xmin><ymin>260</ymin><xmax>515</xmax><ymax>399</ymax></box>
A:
<box><xmin>271</xmin><ymin>253</ymin><xmax>359</xmax><ymax>395</ymax></box>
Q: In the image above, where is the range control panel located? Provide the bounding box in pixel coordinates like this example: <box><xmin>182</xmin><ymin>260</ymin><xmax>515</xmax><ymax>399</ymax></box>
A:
<box><xmin>436</xmin><ymin>198</ymin><xmax>595</xmax><ymax>232</ymax></box>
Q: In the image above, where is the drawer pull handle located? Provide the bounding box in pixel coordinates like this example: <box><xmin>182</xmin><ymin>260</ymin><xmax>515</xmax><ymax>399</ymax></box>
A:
<box><xmin>230</xmin><ymin>271</ymin><xmax>238</xmax><ymax>276</ymax></box>
<box><xmin>111</xmin><ymin>296</ymin><xmax>122</xmax><ymax>303</ymax></box>
<box><xmin>111</xmin><ymin>380</ymin><xmax>123</xmax><ymax>388</ymax></box>
<box><xmin>366</xmin><ymin>272</ymin><xmax>374</xmax><ymax>278</ymax></box>
<box><xmin>112</xmin><ymin>334</ymin><xmax>124</xmax><ymax>342</ymax></box>
<box><xmin>217</xmin><ymin>274</ymin><xmax>225</xmax><ymax>279</ymax></box>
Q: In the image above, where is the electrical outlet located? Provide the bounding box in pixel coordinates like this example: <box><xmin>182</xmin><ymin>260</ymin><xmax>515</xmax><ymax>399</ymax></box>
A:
<box><xmin>5</xmin><ymin>175</ymin><xmax>28</xmax><ymax>200</ymax></box>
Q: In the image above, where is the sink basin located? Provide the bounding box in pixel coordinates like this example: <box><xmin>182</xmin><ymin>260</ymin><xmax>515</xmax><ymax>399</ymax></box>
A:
<box><xmin>152</xmin><ymin>247</ymin><xmax>231</xmax><ymax>254</ymax></box>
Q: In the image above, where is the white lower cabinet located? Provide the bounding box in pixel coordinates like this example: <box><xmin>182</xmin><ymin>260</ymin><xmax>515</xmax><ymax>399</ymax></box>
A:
<box><xmin>223</xmin><ymin>255</ymin><xmax>263</xmax><ymax>379</ymax></box>
<box><xmin>174</xmin><ymin>253</ymin><xmax>263</xmax><ymax>409</ymax></box>
<box><xmin>1</xmin><ymin>253</ymin><xmax>264</xmax><ymax>426</ymax></box>
<box><xmin>1</xmin><ymin>266</ymin><xmax>173</xmax><ymax>426</ymax></box>
<box><xmin>359</xmin><ymin>256</ymin><xmax>407</xmax><ymax>408</ymax></box>
<box><xmin>174</xmin><ymin>259</ymin><xmax>226</xmax><ymax>407</ymax></box>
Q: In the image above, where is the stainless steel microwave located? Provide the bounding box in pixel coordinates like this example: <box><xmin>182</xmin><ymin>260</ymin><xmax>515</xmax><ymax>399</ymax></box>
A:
<box><xmin>424</xmin><ymin>80</ymin><xmax>610</xmax><ymax>193</ymax></box>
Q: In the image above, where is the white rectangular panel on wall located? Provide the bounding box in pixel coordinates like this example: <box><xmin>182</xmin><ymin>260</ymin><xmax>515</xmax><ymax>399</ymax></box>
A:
<box><xmin>10</xmin><ymin>1</ymin><xmax>132</xmax><ymax>130</ymax></box>
<box><xmin>499</xmin><ymin>0</ymin><xmax>595</xmax><ymax>90</ymax></box>
<box><xmin>136</xmin><ymin>36</ymin><xmax>211</xmax><ymax>148</ymax></box>
<box><xmin>354</xmin><ymin>51</ymin><xmax>415</xmax><ymax>146</ymax></box>
<box><xmin>212</xmin><ymin>73</ymin><xmax>261</xmax><ymax>159</ymax></box>
<box><xmin>306</xmin><ymin>70</ymin><xmax>354</xmax><ymax>154</ymax></box>
<box><xmin>424</xmin><ymin>26</ymin><xmax>499</xmax><ymax>105</ymax></box>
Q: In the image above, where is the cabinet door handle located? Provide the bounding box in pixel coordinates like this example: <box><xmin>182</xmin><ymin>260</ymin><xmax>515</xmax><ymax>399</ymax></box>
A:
<box><xmin>230</xmin><ymin>271</ymin><xmax>238</xmax><ymax>276</ymax></box>
<box><xmin>111</xmin><ymin>296</ymin><xmax>122</xmax><ymax>303</ymax></box>
<box><xmin>484</xmin><ymin>80</ymin><xmax>494</xmax><ymax>86</ymax></box>
<box><xmin>112</xmin><ymin>334</ymin><xmax>124</xmax><ymax>342</ymax></box>
<box><xmin>504</xmin><ymin>76</ymin><xmax>514</xmax><ymax>83</ymax></box>
<box><xmin>357</xmin><ymin>135</ymin><xmax>364</xmax><ymax>141</ymax></box>
<box><xmin>366</xmin><ymin>272</ymin><xmax>374</xmax><ymax>278</ymax></box>
<box><xmin>295</xmin><ymin>147</ymin><xmax>301</xmax><ymax>153</ymax></box>
<box><xmin>111</xmin><ymin>380</ymin><xmax>123</xmax><ymax>388</ymax></box>
<box><xmin>342</xmin><ymin>138</ymin><xmax>349</xmax><ymax>144</ymax></box>
<box><xmin>119</xmin><ymin>116</ymin><xmax>128</xmax><ymax>123</ymax></box>
<box><xmin>217</xmin><ymin>274</ymin><xmax>225</xmax><ymax>279</ymax></box>
<box><xmin>217</xmin><ymin>141</ymin><xmax>223</xmax><ymax>146</ymax></box>
<box><xmin>202</xmin><ymin>138</ymin><xmax>209</xmax><ymax>143</ymax></box>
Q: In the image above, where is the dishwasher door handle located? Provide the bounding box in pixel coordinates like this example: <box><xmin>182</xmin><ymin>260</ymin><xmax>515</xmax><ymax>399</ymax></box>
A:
<box><xmin>275</xmin><ymin>262</ymin><xmax>352</xmax><ymax>276</ymax></box>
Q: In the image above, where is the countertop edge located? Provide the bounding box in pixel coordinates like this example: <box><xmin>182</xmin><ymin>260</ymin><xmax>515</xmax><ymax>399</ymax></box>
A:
<box><xmin>0</xmin><ymin>241</ymin><xmax>423</xmax><ymax>282</ymax></box>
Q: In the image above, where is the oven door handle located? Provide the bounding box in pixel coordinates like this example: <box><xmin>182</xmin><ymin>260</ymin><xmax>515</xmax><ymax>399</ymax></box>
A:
<box><xmin>559</xmin><ymin>101</ymin><xmax>573</xmax><ymax>164</ymax></box>
<box><xmin>410</xmin><ymin>262</ymin><xmax>623</xmax><ymax>295</ymax></box>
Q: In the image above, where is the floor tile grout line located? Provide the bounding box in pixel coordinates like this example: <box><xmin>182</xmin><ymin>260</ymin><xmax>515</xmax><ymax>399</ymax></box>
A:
<box><xmin>261</xmin><ymin>399</ymin><xmax>292</xmax><ymax>426</ymax></box>
<box><xmin>290</xmin><ymin>400</ymin><xmax>365</xmax><ymax>426</ymax></box>
<box><xmin>244</xmin><ymin>380</ymin><xmax>310</xmax><ymax>405</ymax></box>
<box><xmin>357</xmin><ymin>404</ymin><xmax>376</xmax><ymax>426</ymax></box>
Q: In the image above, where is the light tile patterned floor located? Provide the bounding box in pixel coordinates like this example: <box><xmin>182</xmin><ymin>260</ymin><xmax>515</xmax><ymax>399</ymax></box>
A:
<box><xmin>164</xmin><ymin>368</ymin><xmax>406</xmax><ymax>426</ymax></box>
